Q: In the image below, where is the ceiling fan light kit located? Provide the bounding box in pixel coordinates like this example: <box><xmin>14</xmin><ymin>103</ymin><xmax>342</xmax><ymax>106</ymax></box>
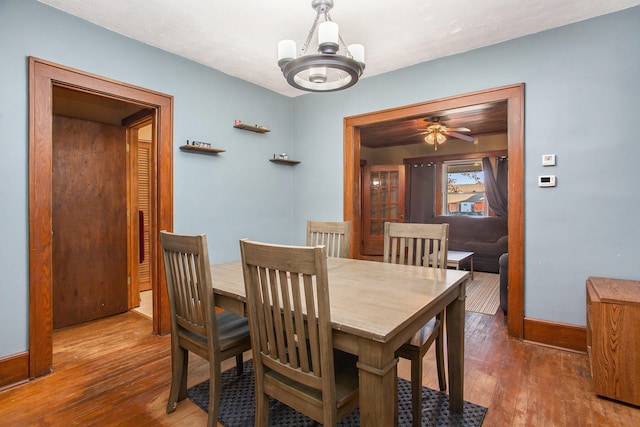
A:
<box><xmin>277</xmin><ymin>0</ymin><xmax>365</xmax><ymax>92</ymax></box>
<box><xmin>421</xmin><ymin>117</ymin><xmax>474</xmax><ymax>150</ymax></box>
<box><xmin>425</xmin><ymin>131</ymin><xmax>447</xmax><ymax>146</ymax></box>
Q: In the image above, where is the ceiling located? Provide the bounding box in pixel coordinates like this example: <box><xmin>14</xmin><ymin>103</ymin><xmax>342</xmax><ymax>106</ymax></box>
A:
<box><xmin>359</xmin><ymin>101</ymin><xmax>508</xmax><ymax>149</ymax></box>
<box><xmin>38</xmin><ymin>0</ymin><xmax>639</xmax><ymax>99</ymax></box>
<box><xmin>53</xmin><ymin>86</ymin><xmax>144</xmax><ymax>126</ymax></box>
<box><xmin>43</xmin><ymin>1</ymin><xmax>638</xmax><ymax>151</ymax></box>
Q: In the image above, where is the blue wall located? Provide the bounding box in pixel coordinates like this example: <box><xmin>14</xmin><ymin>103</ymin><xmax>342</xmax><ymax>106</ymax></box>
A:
<box><xmin>1</xmin><ymin>0</ymin><xmax>639</xmax><ymax>358</ymax></box>
<box><xmin>291</xmin><ymin>7</ymin><xmax>640</xmax><ymax>325</ymax></box>
<box><xmin>0</xmin><ymin>0</ymin><xmax>294</xmax><ymax>357</ymax></box>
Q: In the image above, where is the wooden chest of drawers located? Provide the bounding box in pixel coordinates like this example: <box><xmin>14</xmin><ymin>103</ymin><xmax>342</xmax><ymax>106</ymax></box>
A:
<box><xmin>586</xmin><ymin>276</ymin><xmax>640</xmax><ymax>406</ymax></box>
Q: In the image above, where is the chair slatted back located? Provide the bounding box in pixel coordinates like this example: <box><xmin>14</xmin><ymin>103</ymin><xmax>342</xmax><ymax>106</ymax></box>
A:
<box><xmin>383</xmin><ymin>222</ymin><xmax>449</xmax><ymax>269</ymax></box>
<box><xmin>240</xmin><ymin>240</ymin><xmax>332</xmax><ymax>392</ymax></box>
<box><xmin>306</xmin><ymin>221</ymin><xmax>351</xmax><ymax>258</ymax></box>
<box><xmin>161</xmin><ymin>232</ymin><xmax>217</xmax><ymax>347</ymax></box>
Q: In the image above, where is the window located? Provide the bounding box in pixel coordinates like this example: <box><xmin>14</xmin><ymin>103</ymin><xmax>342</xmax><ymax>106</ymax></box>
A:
<box><xmin>444</xmin><ymin>160</ymin><xmax>486</xmax><ymax>216</ymax></box>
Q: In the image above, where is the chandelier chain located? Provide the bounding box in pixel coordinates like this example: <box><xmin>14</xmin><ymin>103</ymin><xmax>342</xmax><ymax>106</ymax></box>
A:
<box><xmin>300</xmin><ymin>11</ymin><xmax>323</xmax><ymax>56</ymax></box>
<box><xmin>326</xmin><ymin>11</ymin><xmax>354</xmax><ymax>59</ymax></box>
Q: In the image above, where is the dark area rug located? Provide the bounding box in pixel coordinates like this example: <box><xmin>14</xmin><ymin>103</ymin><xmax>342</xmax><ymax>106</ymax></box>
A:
<box><xmin>187</xmin><ymin>360</ymin><xmax>487</xmax><ymax>426</ymax></box>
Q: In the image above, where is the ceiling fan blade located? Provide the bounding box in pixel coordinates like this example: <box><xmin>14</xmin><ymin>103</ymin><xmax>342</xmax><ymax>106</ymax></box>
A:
<box><xmin>397</xmin><ymin>131</ymin><xmax>428</xmax><ymax>141</ymax></box>
<box><xmin>446</xmin><ymin>131</ymin><xmax>475</xmax><ymax>142</ymax></box>
<box><xmin>448</xmin><ymin>127</ymin><xmax>470</xmax><ymax>132</ymax></box>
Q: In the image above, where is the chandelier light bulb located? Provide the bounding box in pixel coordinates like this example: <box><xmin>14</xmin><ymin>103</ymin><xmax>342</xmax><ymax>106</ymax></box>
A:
<box><xmin>348</xmin><ymin>44</ymin><xmax>365</xmax><ymax>64</ymax></box>
<box><xmin>318</xmin><ymin>22</ymin><xmax>339</xmax><ymax>53</ymax></box>
<box><xmin>309</xmin><ymin>67</ymin><xmax>328</xmax><ymax>83</ymax></box>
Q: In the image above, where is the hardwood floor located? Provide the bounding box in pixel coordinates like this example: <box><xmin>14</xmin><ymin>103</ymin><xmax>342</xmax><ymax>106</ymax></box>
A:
<box><xmin>1</xmin><ymin>310</ymin><xmax>638</xmax><ymax>426</ymax></box>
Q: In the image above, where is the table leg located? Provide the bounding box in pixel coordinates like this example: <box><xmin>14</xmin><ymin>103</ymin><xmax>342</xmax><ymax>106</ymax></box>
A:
<box><xmin>356</xmin><ymin>341</ymin><xmax>398</xmax><ymax>426</ymax></box>
<box><xmin>446</xmin><ymin>282</ymin><xmax>466</xmax><ymax>412</ymax></box>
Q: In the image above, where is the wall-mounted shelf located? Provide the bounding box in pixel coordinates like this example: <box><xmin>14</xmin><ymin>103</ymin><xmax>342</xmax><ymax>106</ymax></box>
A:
<box><xmin>234</xmin><ymin>123</ymin><xmax>270</xmax><ymax>133</ymax></box>
<box><xmin>270</xmin><ymin>158</ymin><xmax>300</xmax><ymax>165</ymax></box>
<box><xmin>180</xmin><ymin>145</ymin><xmax>225</xmax><ymax>155</ymax></box>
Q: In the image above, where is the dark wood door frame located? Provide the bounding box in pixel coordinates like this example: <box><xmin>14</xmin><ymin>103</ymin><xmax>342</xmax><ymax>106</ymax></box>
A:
<box><xmin>29</xmin><ymin>57</ymin><xmax>174</xmax><ymax>378</ymax></box>
<box><xmin>343</xmin><ymin>84</ymin><xmax>525</xmax><ymax>338</ymax></box>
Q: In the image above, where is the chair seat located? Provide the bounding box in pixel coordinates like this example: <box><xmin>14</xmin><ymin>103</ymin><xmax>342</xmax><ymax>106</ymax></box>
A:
<box><xmin>264</xmin><ymin>358</ymin><xmax>358</xmax><ymax>412</ymax></box>
<box><xmin>177</xmin><ymin>311</ymin><xmax>250</xmax><ymax>354</ymax></box>
<box><xmin>398</xmin><ymin>318</ymin><xmax>438</xmax><ymax>350</ymax></box>
<box><xmin>264</xmin><ymin>349</ymin><xmax>359</xmax><ymax>410</ymax></box>
<box><xmin>216</xmin><ymin>311</ymin><xmax>250</xmax><ymax>351</ymax></box>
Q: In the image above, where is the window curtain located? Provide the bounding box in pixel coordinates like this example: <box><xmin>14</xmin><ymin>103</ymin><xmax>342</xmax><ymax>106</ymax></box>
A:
<box><xmin>405</xmin><ymin>162</ymin><xmax>436</xmax><ymax>223</ymax></box>
<box><xmin>482</xmin><ymin>157</ymin><xmax>508</xmax><ymax>218</ymax></box>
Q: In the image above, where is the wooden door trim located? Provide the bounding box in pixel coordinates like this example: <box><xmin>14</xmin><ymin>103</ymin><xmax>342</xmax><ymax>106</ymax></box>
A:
<box><xmin>28</xmin><ymin>57</ymin><xmax>174</xmax><ymax>378</ymax></box>
<box><xmin>343</xmin><ymin>83</ymin><xmax>525</xmax><ymax>339</ymax></box>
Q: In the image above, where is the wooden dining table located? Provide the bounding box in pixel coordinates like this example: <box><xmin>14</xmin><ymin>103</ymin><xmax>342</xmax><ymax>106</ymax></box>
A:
<box><xmin>211</xmin><ymin>257</ymin><xmax>469</xmax><ymax>426</ymax></box>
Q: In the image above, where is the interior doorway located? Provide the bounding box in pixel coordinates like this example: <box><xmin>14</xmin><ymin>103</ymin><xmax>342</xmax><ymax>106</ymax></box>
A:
<box><xmin>28</xmin><ymin>57</ymin><xmax>174</xmax><ymax>378</ymax></box>
<box><xmin>343</xmin><ymin>84</ymin><xmax>525</xmax><ymax>339</ymax></box>
<box><xmin>131</xmin><ymin>121</ymin><xmax>154</xmax><ymax>319</ymax></box>
<box><xmin>51</xmin><ymin>86</ymin><xmax>156</xmax><ymax>328</ymax></box>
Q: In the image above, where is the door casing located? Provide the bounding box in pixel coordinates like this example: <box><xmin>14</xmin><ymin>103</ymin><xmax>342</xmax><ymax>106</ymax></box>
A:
<box><xmin>343</xmin><ymin>84</ymin><xmax>525</xmax><ymax>338</ymax></box>
<box><xmin>28</xmin><ymin>57</ymin><xmax>174</xmax><ymax>378</ymax></box>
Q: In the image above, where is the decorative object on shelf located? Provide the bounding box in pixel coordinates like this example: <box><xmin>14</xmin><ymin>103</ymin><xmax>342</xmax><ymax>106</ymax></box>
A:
<box><xmin>187</xmin><ymin>139</ymin><xmax>212</xmax><ymax>148</ymax></box>
<box><xmin>233</xmin><ymin>120</ymin><xmax>270</xmax><ymax>133</ymax></box>
<box><xmin>277</xmin><ymin>0</ymin><xmax>365</xmax><ymax>93</ymax></box>
<box><xmin>180</xmin><ymin>140</ymin><xmax>225</xmax><ymax>155</ymax></box>
<box><xmin>271</xmin><ymin>153</ymin><xmax>300</xmax><ymax>165</ymax></box>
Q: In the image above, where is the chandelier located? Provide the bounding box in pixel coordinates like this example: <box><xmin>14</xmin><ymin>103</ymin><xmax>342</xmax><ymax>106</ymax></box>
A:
<box><xmin>277</xmin><ymin>0</ymin><xmax>365</xmax><ymax>93</ymax></box>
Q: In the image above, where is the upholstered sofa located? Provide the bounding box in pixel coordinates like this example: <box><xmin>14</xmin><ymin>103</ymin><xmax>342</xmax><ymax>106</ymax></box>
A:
<box><xmin>427</xmin><ymin>215</ymin><xmax>508</xmax><ymax>273</ymax></box>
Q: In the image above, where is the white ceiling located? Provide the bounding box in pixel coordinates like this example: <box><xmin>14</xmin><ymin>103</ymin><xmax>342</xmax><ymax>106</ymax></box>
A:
<box><xmin>38</xmin><ymin>0</ymin><xmax>640</xmax><ymax>97</ymax></box>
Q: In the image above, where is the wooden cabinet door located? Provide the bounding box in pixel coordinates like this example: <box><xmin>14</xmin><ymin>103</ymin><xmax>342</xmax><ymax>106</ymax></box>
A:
<box><xmin>362</xmin><ymin>165</ymin><xmax>405</xmax><ymax>255</ymax></box>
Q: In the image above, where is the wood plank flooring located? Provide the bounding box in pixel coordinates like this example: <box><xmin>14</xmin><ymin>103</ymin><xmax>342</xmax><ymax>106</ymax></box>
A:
<box><xmin>1</xmin><ymin>310</ymin><xmax>638</xmax><ymax>426</ymax></box>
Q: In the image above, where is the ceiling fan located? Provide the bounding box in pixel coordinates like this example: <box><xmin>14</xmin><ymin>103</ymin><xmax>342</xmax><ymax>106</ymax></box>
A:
<box><xmin>418</xmin><ymin>117</ymin><xmax>474</xmax><ymax>150</ymax></box>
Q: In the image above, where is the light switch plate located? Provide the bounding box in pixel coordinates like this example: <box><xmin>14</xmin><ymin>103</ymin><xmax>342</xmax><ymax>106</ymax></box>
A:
<box><xmin>542</xmin><ymin>154</ymin><xmax>556</xmax><ymax>166</ymax></box>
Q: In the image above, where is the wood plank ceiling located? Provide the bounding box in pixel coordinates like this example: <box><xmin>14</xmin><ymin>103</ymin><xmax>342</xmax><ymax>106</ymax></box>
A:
<box><xmin>360</xmin><ymin>101</ymin><xmax>507</xmax><ymax>148</ymax></box>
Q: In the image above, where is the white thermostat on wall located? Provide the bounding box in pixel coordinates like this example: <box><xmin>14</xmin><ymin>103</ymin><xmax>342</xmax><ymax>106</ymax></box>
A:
<box><xmin>542</xmin><ymin>154</ymin><xmax>556</xmax><ymax>166</ymax></box>
<box><xmin>538</xmin><ymin>175</ymin><xmax>556</xmax><ymax>187</ymax></box>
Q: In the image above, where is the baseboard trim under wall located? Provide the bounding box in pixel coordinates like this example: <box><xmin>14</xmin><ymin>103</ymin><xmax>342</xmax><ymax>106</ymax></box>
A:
<box><xmin>524</xmin><ymin>318</ymin><xmax>587</xmax><ymax>352</ymax></box>
<box><xmin>0</xmin><ymin>351</ymin><xmax>29</xmax><ymax>390</ymax></box>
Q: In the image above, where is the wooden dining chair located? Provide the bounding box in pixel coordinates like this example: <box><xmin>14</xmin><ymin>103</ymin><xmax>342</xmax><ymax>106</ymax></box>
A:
<box><xmin>239</xmin><ymin>239</ymin><xmax>359</xmax><ymax>427</ymax></box>
<box><xmin>306</xmin><ymin>220</ymin><xmax>352</xmax><ymax>258</ymax></box>
<box><xmin>383</xmin><ymin>221</ymin><xmax>449</xmax><ymax>427</ymax></box>
<box><xmin>160</xmin><ymin>231</ymin><xmax>251</xmax><ymax>427</ymax></box>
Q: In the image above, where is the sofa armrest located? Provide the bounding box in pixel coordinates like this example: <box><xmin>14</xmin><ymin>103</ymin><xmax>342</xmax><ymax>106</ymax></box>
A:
<box><xmin>499</xmin><ymin>253</ymin><xmax>509</xmax><ymax>314</ymax></box>
<box><xmin>497</xmin><ymin>235</ymin><xmax>508</xmax><ymax>253</ymax></box>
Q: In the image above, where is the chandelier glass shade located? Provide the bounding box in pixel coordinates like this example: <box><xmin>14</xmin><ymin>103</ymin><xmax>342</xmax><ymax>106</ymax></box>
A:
<box><xmin>277</xmin><ymin>0</ymin><xmax>365</xmax><ymax>92</ymax></box>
